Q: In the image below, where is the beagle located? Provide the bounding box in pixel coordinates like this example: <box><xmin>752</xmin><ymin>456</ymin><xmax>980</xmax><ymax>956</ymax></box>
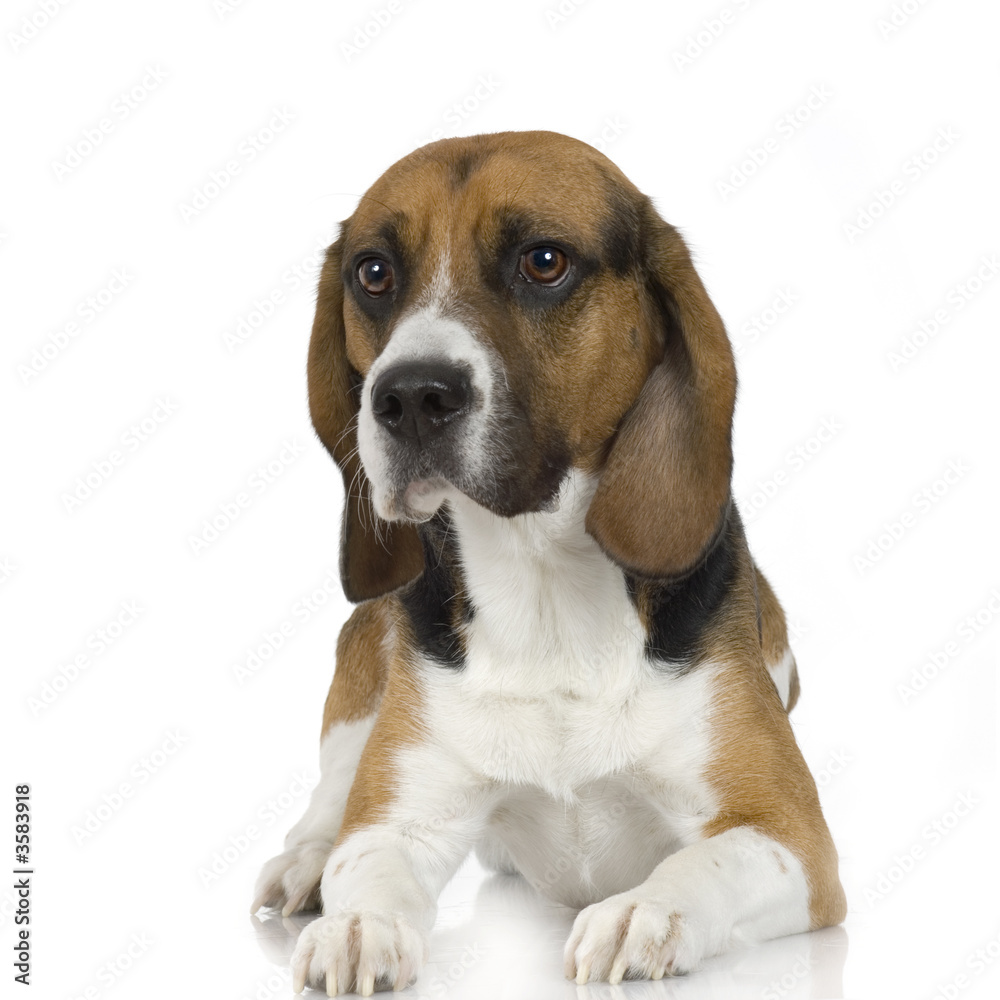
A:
<box><xmin>252</xmin><ymin>130</ymin><xmax>846</xmax><ymax>994</ymax></box>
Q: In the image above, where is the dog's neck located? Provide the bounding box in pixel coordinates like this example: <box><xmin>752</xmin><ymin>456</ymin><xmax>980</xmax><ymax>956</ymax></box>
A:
<box><xmin>443</xmin><ymin>470</ymin><xmax>639</xmax><ymax>675</ymax></box>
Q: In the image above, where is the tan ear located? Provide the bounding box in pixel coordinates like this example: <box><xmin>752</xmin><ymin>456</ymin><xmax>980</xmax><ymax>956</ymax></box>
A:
<box><xmin>586</xmin><ymin>204</ymin><xmax>737</xmax><ymax>580</ymax></box>
<box><xmin>307</xmin><ymin>239</ymin><xmax>423</xmax><ymax>602</ymax></box>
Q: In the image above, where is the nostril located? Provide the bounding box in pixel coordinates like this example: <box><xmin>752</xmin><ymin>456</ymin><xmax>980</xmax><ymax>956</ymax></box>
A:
<box><xmin>374</xmin><ymin>391</ymin><xmax>404</xmax><ymax>423</ymax></box>
<box><xmin>422</xmin><ymin>390</ymin><xmax>464</xmax><ymax>416</ymax></box>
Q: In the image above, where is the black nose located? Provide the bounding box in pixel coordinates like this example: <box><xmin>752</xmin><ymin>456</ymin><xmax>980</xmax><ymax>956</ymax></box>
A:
<box><xmin>371</xmin><ymin>361</ymin><xmax>472</xmax><ymax>442</ymax></box>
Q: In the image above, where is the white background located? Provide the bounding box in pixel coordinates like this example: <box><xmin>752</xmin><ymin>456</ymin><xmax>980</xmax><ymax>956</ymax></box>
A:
<box><xmin>3</xmin><ymin>0</ymin><xmax>999</xmax><ymax>998</ymax></box>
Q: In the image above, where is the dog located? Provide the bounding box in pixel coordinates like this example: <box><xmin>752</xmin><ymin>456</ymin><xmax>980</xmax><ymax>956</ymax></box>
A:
<box><xmin>252</xmin><ymin>130</ymin><xmax>846</xmax><ymax>995</ymax></box>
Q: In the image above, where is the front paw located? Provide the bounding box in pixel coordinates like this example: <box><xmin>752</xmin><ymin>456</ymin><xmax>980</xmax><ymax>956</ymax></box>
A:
<box><xmin>251</xmin><ymin>840</ymin><xmax>332</xmax><ymax>916</ymax></box>
<box><xmin>291</xmin><ymin>911</ymin><xmax>428</xmax><ymax>996</ymax></box>
<box><xmin>564</xmin><ymin>892</ymin><xmax>699</xmax><ymax>984</ymax></box>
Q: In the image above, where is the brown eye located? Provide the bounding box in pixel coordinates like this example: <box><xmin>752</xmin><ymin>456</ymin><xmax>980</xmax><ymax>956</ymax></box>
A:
<box><xmin>357</xmin><ymin>257</ymin><xmax>394</xmax><ymax>296</ymax></box>
<box><xmin>519</xmin><ymin>246</ymin><xmax>569</xmax><ymax>285</ymax></box>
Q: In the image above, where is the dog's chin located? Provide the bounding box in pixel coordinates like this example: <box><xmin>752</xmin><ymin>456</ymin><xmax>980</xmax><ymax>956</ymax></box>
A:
<box><xmin>375</xmin><ymin>478</ymin><xmax>452</xmax><ymax>523</ymax></box>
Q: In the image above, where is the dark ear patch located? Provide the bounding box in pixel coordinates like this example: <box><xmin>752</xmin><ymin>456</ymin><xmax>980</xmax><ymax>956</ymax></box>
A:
<box><xmin>599</xmin><ymin>182</ymin><xmax>642</xmax><ymax>276</ymax></box>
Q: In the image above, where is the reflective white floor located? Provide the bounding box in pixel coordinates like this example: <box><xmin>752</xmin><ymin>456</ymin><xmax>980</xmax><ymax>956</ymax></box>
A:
<box><xmin>233</xmin><ymin>814</ymin><xmax>998</xmax><ymax>1000</ymax></box>
<box><xmin>246</xmin><ymin>857</ymin><xmax>853</xmax><ymax>1000</ymax></box>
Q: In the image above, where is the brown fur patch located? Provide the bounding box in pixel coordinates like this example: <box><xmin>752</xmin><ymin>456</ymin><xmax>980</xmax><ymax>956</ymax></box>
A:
<box><xmin>321</xmin><ymin>597</ymin><xmax>392</xmax><ymax>735</ymax></box>
<box><xmin>786</xmin><ymin>662</ymin><xmax>801</xmax><ymax>712</ymax></box>
<box><xmin>335</xmin><ymin>609</ymin><xmax>427</xmax><ymax>842</ymax></box>
<box><xmin>700</xmin><ymin>535</ymin><xmax>846</xmax><ymax>929</ymax></box>
<box><xmin>754</xmin><ymin>566</ymin><xmax>789</xmax><ymax>665</ymax></box>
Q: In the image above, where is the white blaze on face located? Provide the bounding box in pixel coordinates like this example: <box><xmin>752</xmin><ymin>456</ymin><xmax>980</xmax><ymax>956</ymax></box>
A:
<box><xmin>356</xmin><ymin>252</ymin><xmax>497</xmax><ymax>522</ymax></box>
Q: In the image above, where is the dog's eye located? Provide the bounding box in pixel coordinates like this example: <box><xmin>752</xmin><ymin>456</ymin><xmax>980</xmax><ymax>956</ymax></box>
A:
<box><xmin>519</xmin><ymin>246</ymin><xmax>569</xmax><ymax>285</ymax></box>
<box><xmin>357</xmin><ymin>258</ymin><xmax>395</xmax><ymax>296</ymax></box>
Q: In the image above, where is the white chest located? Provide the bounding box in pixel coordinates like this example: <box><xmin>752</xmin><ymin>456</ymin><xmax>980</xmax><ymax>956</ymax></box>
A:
<box><xmin>425</xmin><ymin>476</ymin><xmax>719</xmax><ymax>800</ymax></box>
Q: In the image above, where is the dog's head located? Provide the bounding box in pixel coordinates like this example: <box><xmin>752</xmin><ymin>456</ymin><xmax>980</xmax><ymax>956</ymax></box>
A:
<box><xmin>308</xmin><ymin>131</ymin><xmax>736</xmax><ymax>602</ymax></box>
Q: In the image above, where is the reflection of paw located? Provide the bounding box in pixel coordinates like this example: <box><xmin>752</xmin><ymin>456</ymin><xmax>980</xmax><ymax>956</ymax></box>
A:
<box><xmin>564</xmin><ymin>892</ymin><xmax>700</xmax><ymax>984</ymax></box>
<box><xmin>291</xmin><ymin>911</ymin><xmax>427</xmax><ymax>996</ymax></box>
<box><xmin>251</xmin><ymin>840</ymin><xmax>332</xmax><ymax>916</ymax></box>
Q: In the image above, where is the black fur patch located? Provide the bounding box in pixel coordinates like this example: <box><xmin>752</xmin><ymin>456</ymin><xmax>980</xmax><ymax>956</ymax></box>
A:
<box><xmin>397</xmin><ymin>511</ymin><xmax>467</xmax><ymax>668</ymax></box>
<box><xmin>450</xmin><ymin>150</ymin><xmax>484</xmax><ymax>188</ymax></box>
<box><xmin>599</xmin><ymin>184</ymin><xmax>641</xmax><ymax>277</ymax></box>
<box><xmin>628</xmin><ymin>511</ymin><xmax>738</xmax><ymax>672</ymax></box>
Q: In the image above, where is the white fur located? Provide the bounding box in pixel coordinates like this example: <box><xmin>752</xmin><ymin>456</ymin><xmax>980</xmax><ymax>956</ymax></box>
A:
<box><xmin>564</xmin><ymin>827</ymin><xmax>811</xmax><ymax>983</ymax></box>
<box><xmin>288</xmin><ymin>474</ymin><xmax>815</xmax><ymax>993</ymax></box>
<box><xmin>357</xmin><ymin>297</ymin><xmax>496</xmax><ymax>521</ymax></box>
<box><xmin>252</xmin><ymin>715</ymin><xmax>374</xmax><ymax>916</ymax></box>
<box><xmin>767</xmin><ymin>646</ymin><xmax>795</xmax><ymax>709</ymax></box>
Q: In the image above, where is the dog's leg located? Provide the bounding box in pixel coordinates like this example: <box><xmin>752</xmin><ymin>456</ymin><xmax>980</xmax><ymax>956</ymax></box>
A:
<box><xmin>564</xmin><ymin>825</ymin><xmax>823</xmax><ymax>983</ymax></box>
<box><xmin>290</xmin><ymin>681</ymin><xmax>494</xmax><ymax>996</ymax></box>
<box><xmin>252</xmin><ymin>601</ymin><xmax>390</xmax><ymax>916</ymax></box>
<box><xmin>564</xmin><ymin>663</ymin><xmax>845</xmax><ymax>983</ymax></box>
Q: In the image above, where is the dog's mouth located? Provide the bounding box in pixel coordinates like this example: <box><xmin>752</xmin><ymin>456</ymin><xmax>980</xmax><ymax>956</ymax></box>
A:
<box><xmin>399</xmin><ymin>477</ymin><xmax>452</xmax><ymax>520</ymax></box>
<box><xmin>376</xmin><ymin>475</ymin><xmax>454</xmax><ymax>523</ymax></box>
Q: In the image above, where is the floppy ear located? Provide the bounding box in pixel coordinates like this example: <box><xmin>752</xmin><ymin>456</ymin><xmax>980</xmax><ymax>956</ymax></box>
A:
<box><xmin>586</xmin><ymin>202</ymin><xmax>737</xmax><ymax>580</ymax></box>
<box><xmin>307</xmin><ymin>238</ymin><xmax>424</xmax><ymax>602</ymax></box>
